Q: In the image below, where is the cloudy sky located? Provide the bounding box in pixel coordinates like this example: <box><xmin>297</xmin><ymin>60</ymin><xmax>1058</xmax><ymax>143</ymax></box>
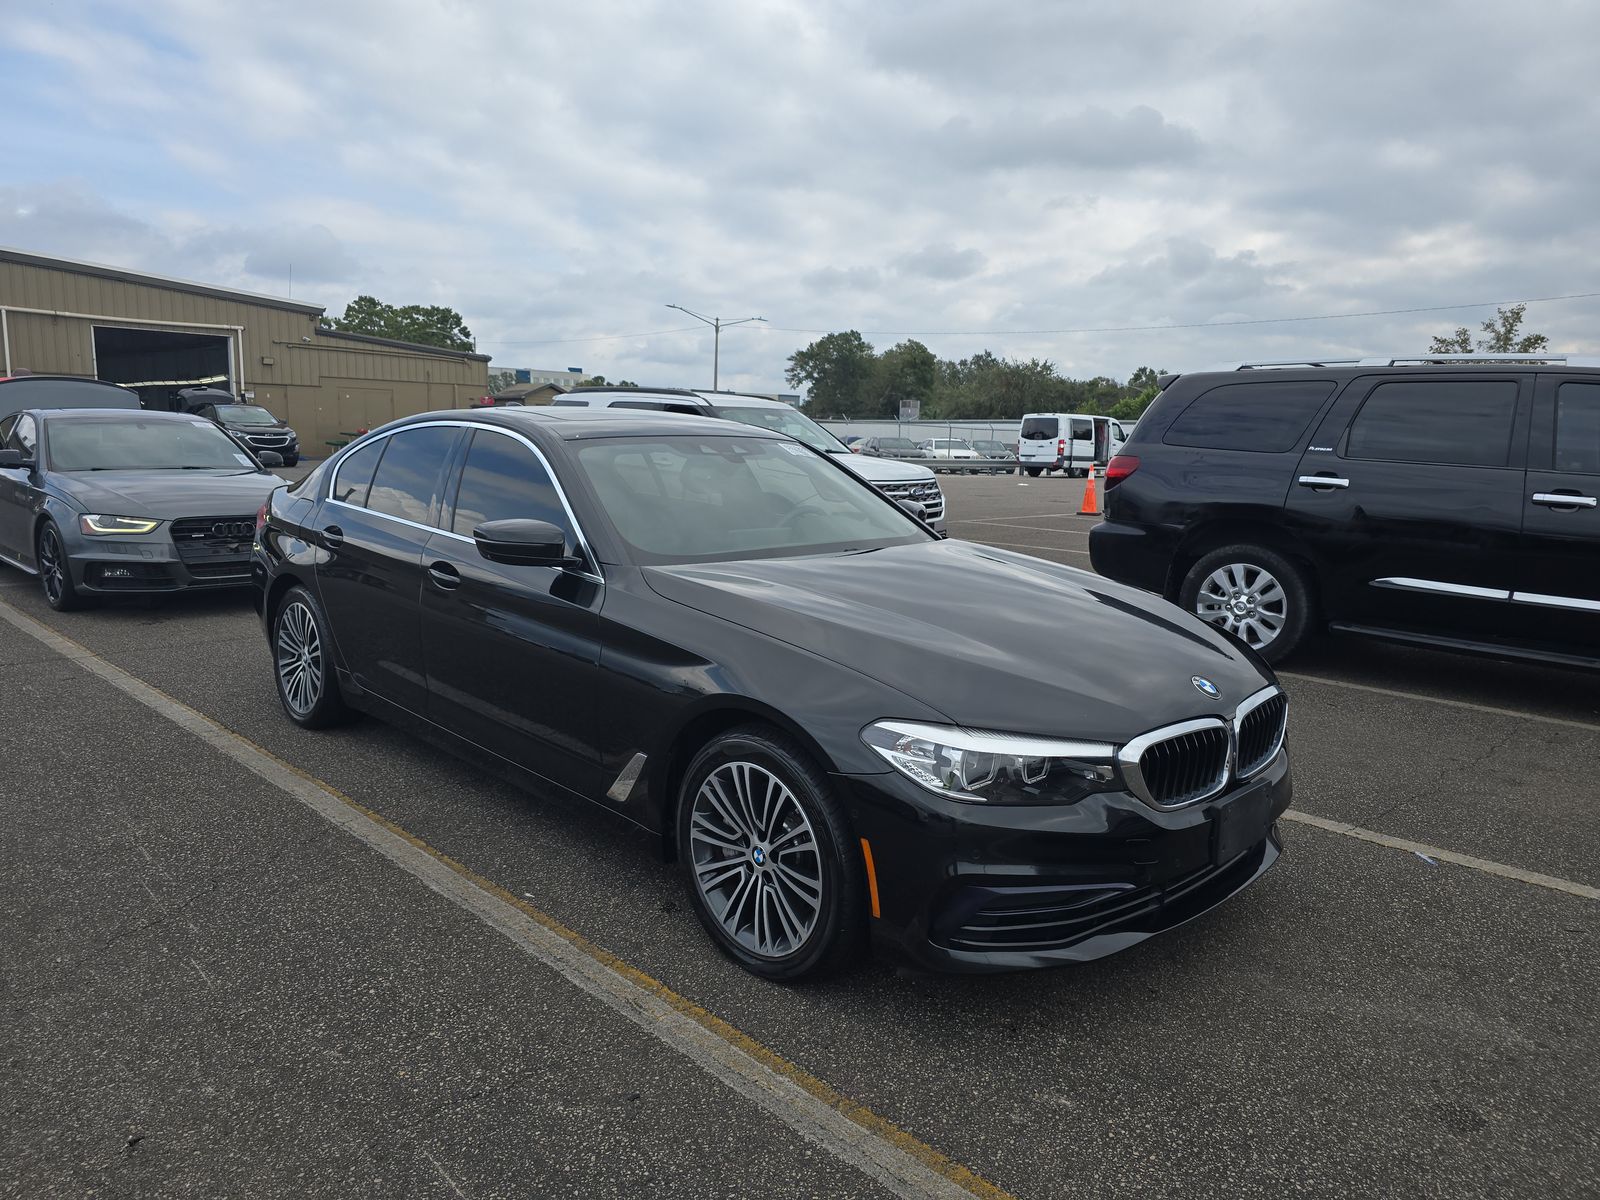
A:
<box><xmin>4</xmin><ymin>0</ymin><xmax>1599</xmax><ymax>392</ymax></box>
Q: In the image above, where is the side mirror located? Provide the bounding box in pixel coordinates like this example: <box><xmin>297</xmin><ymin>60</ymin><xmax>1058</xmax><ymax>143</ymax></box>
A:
<box><xmin>473</xmin><ymin>518</ymin><xmax>583</xmax><ymax>568</ymax></box>
<box><xmin>256</xmin><ymin>451</ymin><xmax>285</xmax><ymax>468</ymax></box>
<box><xmin>897</xmin><ymin>499</ymin><xmax>926</xmax><ymax>522</ymax></box>
<box><xmin>0</xmin><ymin>449</ymin><xmax>32</xmax><ymax>470</ymax></box>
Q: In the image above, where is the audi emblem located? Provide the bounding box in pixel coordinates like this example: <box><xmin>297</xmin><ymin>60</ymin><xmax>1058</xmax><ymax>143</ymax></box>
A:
<box><xmin>211</xmin><ymin>521</ymin><xmax>254</xmax><ymax>539</ymax></box>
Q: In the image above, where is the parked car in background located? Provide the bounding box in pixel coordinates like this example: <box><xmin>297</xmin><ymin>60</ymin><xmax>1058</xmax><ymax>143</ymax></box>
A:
<box><xmin>918</xmin><ymin>438</ymin><xmax>982</xmax><ymax>471</ymax></box>
<box><xmin>1090</xmin><ymin>353</ymin><xmax>1600</xmax><ymax>668</ymax></box>
<box><xmin>189</xmin><ymin>399</ymin><xmax>302</xmax><ymax>466</ymax></box>
<box><xmin>857</xmin><ymin>435</ymin><xmax>923</xmax><ymax>460</ymax></box>
<box><xmin>842</xmin><ymin>435</ymin><xmax>864</xmax><ymax>452</ymax></box>
<box><xmin>0</xmin><ymin>408</ymin><xmax>284</xmax><ymax>609</ymax></box>
<box><xmin>256</xmin><ymin>406</ymin><xmax>1291</xmax><ymax>980</ymax></box>
<box><xmin>0</xmin><ymin>375</ymin><xmax>142</xmax><ymax>421</ymax></box>
<box><xmin>551</xmin><ymin>388</ymin><xmax>947</xmax><ymax>532</ymax></box>
<box><xmin>1017</xmin><ymin>413</ymin><xmax>1128</xmax><ymax>477</ymax></box>
<box><xmin>971</xmin><ymin>439</ymin><xmax>1018</xmax><ymax>473</ymax></box>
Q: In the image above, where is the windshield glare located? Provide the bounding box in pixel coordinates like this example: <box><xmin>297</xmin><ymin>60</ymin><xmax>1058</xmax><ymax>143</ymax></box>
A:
<box><xmin>213</xmin><ymin>404</ymin><xmax>280</xmax><ymax>427</ymax></box>
<box><xmin>47</xmin><ymin>418</ymin><xmax>259</xmax><ymax>471</ymax></box>
<box><xmin>576</xmin><ymin>436</ymin><xmax>929</xmax><ymax>564</ymax></box>
<box><xmin>712</xmin><ymin>405</ymin><xmax>848</xmax><ymax>453</ymax></box>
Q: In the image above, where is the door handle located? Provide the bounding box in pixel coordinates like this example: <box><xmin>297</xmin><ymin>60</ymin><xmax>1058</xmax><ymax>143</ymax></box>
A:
<box><xmin>427</xmin><ymin>561</ymin><xmax>462</xmax><ymax>590</ymax></box>
<box><xmin>320</xmin><ymin>524</ymin><xmax>344</xmax><ymax>548</ymax></box>
<box><xmin>1297</xmin><ymin>475</ymin><xmax>1350</xmax><ymax>489</ymax></box>
<box><xmin>1532</xmin><ymin>492</ymin><xmax>1598</xmax><ymax>509</ymax></box>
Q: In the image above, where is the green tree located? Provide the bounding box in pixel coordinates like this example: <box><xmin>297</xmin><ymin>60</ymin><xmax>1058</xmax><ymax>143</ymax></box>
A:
<box><xmin>867</xmin><ymin>340</ymin><xmax>937</xmax><ymax>417</ymax></box>
<box><xmin>487</xmin><ymin>369</ymin><xmax>518</xmax><ymax>393</ymax></box>
<box><xmin>1127</xmin><ymin>365</ymin><xmax>1159</xmax><ymax>393</ymax></box>
<box><xmin>785</xmin><ymin>331</ymin><xmax>877</xmax><ymax>417</ymax></box>
<box><xmin>1430</xmin><ymin>303</ymin><xmax>1549</xmax><ymax>355</ymax></box>
<box><xmin>326</xmin><ymin>294</ymin><xmax>475</xmax><ymax>351</ymax></box>
<box><xmin>575</xmin><ymin>375</ymin><xmax>638</xmax><ymax>388</ymax></box>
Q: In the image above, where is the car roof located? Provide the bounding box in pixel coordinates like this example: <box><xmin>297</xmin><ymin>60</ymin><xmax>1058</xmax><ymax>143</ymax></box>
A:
<box><xmin>396</xmin><ymin>406</ymin><xmax>788</xmax><ymax>443</ymax></box>
<box><xmin>33</xmin><ymin>406</ymin><xmax>194</xmax><ymax>421</ymax></box>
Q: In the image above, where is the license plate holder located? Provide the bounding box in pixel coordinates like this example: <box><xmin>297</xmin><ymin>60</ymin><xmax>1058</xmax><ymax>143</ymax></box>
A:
<box><xmin>1212</xmin><ymin>784</ymin><xmax>1272</xmax><ymax>866</ymax></box>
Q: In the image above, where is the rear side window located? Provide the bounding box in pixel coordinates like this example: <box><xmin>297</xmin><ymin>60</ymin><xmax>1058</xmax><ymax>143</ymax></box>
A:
<box><xmin>1070</xmin><ymin>419</ymin><xmax>1093</xmax><ymax>440</ymax></box>
<box><xmin>1345</xmin><ymin>380</ymin><xmax>1518</xmax><ymax>467</ymax></box>
<box><xmin>1020</xmin><ymin>416</ymin><xmax>1058</xmax><ymax>440</ymax></box>
<box><xmin>365</xmin><ymin>426</ymin><xmax>459</xmax><ymax>525</ymax></box>
<box><xmin>450</xmin><ymin>431</ymin><xmax>568</xmax><ymax>536</ymax></box>
<box><xmin>1164</xmin><ymin>382</ymin><xmax>1334</xmax><ymax>453</ymax></box>
<box><xmin>330</xmin><ymin>439</ymin><xmax>384</xmax><ymax>505</ymax></box>
<box><xmin>1553</xmin><ymin>382</ymin><xmax>1600</xmax><ymax>474</ymax></box>
<box><xmin>606</xmin><ymin>400</ymin><xmax>664</xmax><ymax>410</ymax></box>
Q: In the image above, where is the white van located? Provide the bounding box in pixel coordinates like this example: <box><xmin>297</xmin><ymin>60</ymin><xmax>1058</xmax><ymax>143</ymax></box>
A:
<box><xmin>1015</xmin><ymin>413</ymin><xmax>1128</xmax><ymax>477</ymax></box>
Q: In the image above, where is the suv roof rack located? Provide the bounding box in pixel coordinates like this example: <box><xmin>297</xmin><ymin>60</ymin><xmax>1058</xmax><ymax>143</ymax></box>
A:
<box><xmin>1226</xmin><ymin>353</ymin><xmax>1600</xmax><ymax>371</ymax></box>
<box><xmin>567</xmin><ymin>385</ymin><xmax>703</xmax><ymax>397</ymax></box>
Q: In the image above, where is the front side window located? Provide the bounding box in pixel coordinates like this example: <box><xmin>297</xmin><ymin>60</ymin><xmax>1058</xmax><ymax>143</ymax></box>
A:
<box><xmin>1166</xmin><ymin>382</ymin><xmax>1335</xmax><ymax>453</ymax></box>
<box><xmin>1553</xmin><ymin>382</ymin><xmax>1600</xmax><ymax>474</ymax></box>
<box><xmin>45</xmin><ymin>417</ymin><xmax>258</xmax><ymax>472</ymax></box>
<box><xmin>1345</xmin><ymin>380</ymin><xmax>1518</xmax><ymax>467</ymax></box>
<box><xmin>450</xmin><ymin>431</ymin><xmax>569</xmax><ymax>537</ymax></box>
<box><xmin>365</xmin><ymin>426</ymin><xmax>459</xmax><ymax>525</ymax></box>
<box><xmin>8</xmin><ymin>414</ymin><xmax>37</xmax><ymax>456</ymax></box>
<box><xmin>575</xmin><ymin>436</ymin><xmax>929</xmax><ymax>564</ymax></box>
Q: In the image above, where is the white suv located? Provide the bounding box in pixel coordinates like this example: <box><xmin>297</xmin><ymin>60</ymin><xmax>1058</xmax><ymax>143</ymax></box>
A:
<box><xmin>550</xmin><ymin>389</ymin><xmax>947</xmax><ymax>531</ymax></box>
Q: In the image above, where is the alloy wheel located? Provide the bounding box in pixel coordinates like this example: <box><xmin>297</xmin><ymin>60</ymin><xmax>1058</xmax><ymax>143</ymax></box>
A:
<box><xmin>688</xmin><ymin>761</ymin><xmax>822</xmax><ymax>959</ymax></box>
<box><xmin>275</xmin><ymin>601</ymin><xmax>324</xmax><ymax>716</ymax></box>
<box><xmin>1195</xmin><ymin>562</ymin><xmax>1288</xmax><ymax>650</ymax></box>
<box><xmin>38</xmin><ymin>527</ymin><xmax>65</xmax><ymax>605</ymax></box>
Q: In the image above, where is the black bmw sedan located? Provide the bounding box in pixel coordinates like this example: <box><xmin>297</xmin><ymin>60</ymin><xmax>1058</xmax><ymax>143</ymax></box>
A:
<box><xmin>254</xmin><ymin>408</ymin><xmax>1291</xmax><ymax>979</ymax></box>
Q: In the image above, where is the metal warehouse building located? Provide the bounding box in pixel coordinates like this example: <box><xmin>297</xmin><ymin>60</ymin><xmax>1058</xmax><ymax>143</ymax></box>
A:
<box><xmin>0</xmin><ymin>247</ymin><xmax>490</xmax><ymax>450</ymax></box>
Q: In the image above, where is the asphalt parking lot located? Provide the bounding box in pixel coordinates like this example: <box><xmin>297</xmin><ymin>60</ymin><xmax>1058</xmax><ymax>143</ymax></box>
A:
<box><xmin>4</xmin><ymin>469</ymin><xmax>1597</xmax><ymax>1199</ymax></box>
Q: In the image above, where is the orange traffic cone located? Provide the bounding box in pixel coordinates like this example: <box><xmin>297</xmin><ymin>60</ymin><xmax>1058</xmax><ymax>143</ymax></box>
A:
<box><xmin>1078</xmin><ymin>464</ymin><xmax>1099</xmax><ymax>516</ymax></box>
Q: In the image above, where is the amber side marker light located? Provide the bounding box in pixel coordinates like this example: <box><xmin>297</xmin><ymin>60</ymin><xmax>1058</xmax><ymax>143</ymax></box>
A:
<box><xmin>859</xmin><ymin>838</ymin><xmax>881</xmax><ymax>918</ymax></box>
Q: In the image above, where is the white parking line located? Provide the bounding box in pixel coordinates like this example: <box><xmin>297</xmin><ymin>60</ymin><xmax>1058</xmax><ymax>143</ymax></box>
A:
<box><xmin>1281</xmin><ymin>672</ymin><xmax>1600</xmax><ymax>734</ymax></box>
<box><xmin>1283</xmin><ymin>811</ymin><xmax>1600</xmax><ymax>901</ymax></box>
<box><xmin>0</xmin><ymin>597</ymin><xmax>1010</xmax><ymax>1200</ymax></box>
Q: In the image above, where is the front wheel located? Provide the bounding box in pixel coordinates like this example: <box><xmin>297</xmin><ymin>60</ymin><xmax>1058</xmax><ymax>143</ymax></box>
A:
<box><xmin>37</xmin><ymin>521</ymin><xmax>91</xmax><ymax>611</ymax></box>
<box><xmin>1179</xmin><ymin>544</ymin><xmax>1312</xmax><ymax>664</ymax></box>
<box><xmin>272</xmin><ymin>585</ymin><xmax>352</xmax><ymax>728</ymax></box>
<box><xmin>677</xmin><ymin>726</ymin><xmax>865</xmax><ymax>981</ymax></box>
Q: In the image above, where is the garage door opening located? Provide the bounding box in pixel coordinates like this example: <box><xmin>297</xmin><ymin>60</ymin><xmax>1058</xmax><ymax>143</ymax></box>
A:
<box><xmin>93</xmin><ymin>326</ymin><xmax>233</xmax><ymax>410</ymax></box>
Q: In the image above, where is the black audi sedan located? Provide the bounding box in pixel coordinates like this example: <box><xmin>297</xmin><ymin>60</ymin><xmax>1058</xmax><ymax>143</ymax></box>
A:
<box><xmin>254</xmin><ymin>408</ymin><xmax>1291</xmax><ymax>979</ymax></box>
<box><xmin>0</xmin><ymin>408</ymin><xmax>285</xmax><ymax>609</ymax></box>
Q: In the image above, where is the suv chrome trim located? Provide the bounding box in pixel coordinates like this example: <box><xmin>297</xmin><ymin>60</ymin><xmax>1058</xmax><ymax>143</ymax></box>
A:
<box><xmin>1510</xmin><ymin>591</ymin><xmax>1600</xmax><ymax>612</ymax></box>
<box><xmin>1371</xmin><ymin>577</ymin><xmax>1510</xmax><ymax>601</ymax></box>
<box><xmin>325</xmin><ymin>419</ymin><xmax>604</xmax><ymax>582</ymax></box>
<box><xmin>1227</xmin><ymin>354</ymin><xmax>1600</xmax><ymax>370</ymax></box>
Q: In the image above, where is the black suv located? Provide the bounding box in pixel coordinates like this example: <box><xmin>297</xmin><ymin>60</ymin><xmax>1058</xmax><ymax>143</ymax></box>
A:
<box><xmin>1089</xmin><ymin>354</ymin><xmax>1600</xmax><ymax>669</ymax></box>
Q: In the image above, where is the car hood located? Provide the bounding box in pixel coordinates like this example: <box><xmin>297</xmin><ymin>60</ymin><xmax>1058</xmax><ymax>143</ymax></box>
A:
<box><xmin>51</xmin><ymin>470</ymin><xmax>283</xmax><ymax>519</ymax></box>
<box><xmin>831</xmin><ymin>452</ymin><xmax>936</xmax><ymax>484</ymax></box>
<box><xmin>642</xmin><ymin>540</ymin><xmax>1273</xmax><ymax>742</ymax></box>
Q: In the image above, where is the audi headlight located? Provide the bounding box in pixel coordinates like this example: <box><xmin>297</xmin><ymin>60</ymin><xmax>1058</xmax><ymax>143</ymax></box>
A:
<box><xmin>861</xmin><ymin>721</ymin><xmax>1119</xmax><ymax>804</ymax></box>
<box><xmin>80</xmin><ymin>514</ymin><xmax>160</xmax><ymax>536</ymax></box>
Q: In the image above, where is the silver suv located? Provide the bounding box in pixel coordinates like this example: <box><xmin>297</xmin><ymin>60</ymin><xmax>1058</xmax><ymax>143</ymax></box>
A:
<box><xmin>550</xmin><ymin>388</ymin><xmax>947</xmax><ymax>531</ymax></box>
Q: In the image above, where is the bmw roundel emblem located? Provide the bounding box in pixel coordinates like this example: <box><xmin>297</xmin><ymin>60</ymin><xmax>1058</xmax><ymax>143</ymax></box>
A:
<box><xmin>752</xmin><ymin>847</ymin><xmax>766</xmax><ymax>866</ymax></box>
<box><xmin>1191</xmin><ymin>676</ymin><xmax>1221</xmax><ymax>699</ymax></box>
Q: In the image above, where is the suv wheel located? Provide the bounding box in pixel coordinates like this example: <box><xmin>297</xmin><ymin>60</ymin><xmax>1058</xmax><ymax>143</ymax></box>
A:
<box><xmin>1179</xmin><ymin>544</ymin><xmax>1311</xmax><ymax>664</ymax></box>
<box><xmin>677</xmin><ymin>726</ymin><xmax>865</xmax><ymax>981</ymax></box>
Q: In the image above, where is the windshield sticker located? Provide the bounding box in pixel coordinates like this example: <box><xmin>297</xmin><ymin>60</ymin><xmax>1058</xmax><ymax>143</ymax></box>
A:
<box><xmin>780</xmin><ymin>443</ymin><xmax>808</xmax><ymax>455</ymax></box>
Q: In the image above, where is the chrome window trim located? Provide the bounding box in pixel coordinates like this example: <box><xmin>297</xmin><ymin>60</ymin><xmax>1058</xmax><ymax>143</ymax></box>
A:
<box><xmin>1371</xmin><ymin>577</ymin><xmax>1511</xmax><ymax>601</ymax></box>
<box><xmin>1117</xmin><ymin>716</ymin><xmax>1231</xmax><ymax>811</ymax></box>
<box><xmin>1510</xmin><ymin>591</ymin><xmax>1600</xmax><ymax>612</ymax></box>
<box><xmin>325</xmin><ymin>419</ymin><xmax>604</xmax><ymax>583</ymax></box>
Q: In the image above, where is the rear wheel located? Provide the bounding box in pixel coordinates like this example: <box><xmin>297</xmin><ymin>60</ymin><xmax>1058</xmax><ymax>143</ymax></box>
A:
<box><xmin>37</xmin><ymin>521</ymin><xmax>90</xmax><ymax>612</ymax></box>
<box><xmin>272</xmin><ymin>585</ymin><xmax>352</xmax><ymax>728</ymax></box>
<box><xmin>677</xmin><ymin>726</ymin><xmax>865</xmax><ymax>982</ymax></box>
<box><xmin>1024</xmin><ymin>466</ymin><xmax>1042</xmax><ymax>478</ymax></box>
<box><xmin>1179</xmin><ymin>544</ymin><xmax>1312</xmax><ymax>664</ymax></box>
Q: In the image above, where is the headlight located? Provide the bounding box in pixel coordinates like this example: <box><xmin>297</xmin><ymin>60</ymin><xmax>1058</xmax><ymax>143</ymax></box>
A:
<box><xmin>80</xmin><ymin>514</ymin><xmax>160</xmax><ymax>536</ymax></box>
<box><xmin>861</xmin><ymin>720</ymin><xmax>1119</xmax><ymax>804</ymax></box>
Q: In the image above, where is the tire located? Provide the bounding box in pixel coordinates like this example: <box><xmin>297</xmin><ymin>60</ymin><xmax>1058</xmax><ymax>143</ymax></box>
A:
<box><xmin>36</xmin><ymin>520</ymin><xmax>91</xmax><ymax>612</ymax></box>
<box><xmin>1179</xmin><ymin>544</ymin><xmax>1313</xmax><ymax>665</ymax></box>
<box><xmin>283</xmin><ymin>455</ymin><xmax>299</xmax><ymax>467</ymax></box>
<box><xmin>1025</xmin><ymin>466</ymin><xmax>1042</xmax><ymax>478</ymax></box>
<box><xmin>271</xmin><ymin>584</ymin><xmax>352</xmax><ymax>728</ymax></box>
<box><xmin>677</xmin><ymin>725</ymin><xmax>865</xmax><ymax>982</ymax></box>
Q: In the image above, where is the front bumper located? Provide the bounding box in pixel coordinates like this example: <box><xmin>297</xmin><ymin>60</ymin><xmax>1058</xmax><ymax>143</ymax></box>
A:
<box><xmin>65</xmin><ymin>536</ymin><xmax>254</xmax><ymax>594</ymax></box>
<box><xmin>839</xmin><ymin>749</ymin><xmax>1292</xmax><ymax>973</ymax></box>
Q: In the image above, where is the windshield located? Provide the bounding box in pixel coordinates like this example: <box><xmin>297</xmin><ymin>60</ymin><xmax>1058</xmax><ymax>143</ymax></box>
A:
<box><xmin>576</xmin><ymin>435</ymin><xmax>930</xmax><ymax>564</ymax></box>
<box><xmin>46</xmin><ymin>417</ymin><xmax>261</xmax><ymax>472</ymax></box>
<box><xmin>930</xmin><ymin>439</ymin><xmax>972</xmax><ymax>449</ymax></box>
<box><xmin>881</xmin><ymin>438</ymin><xmax>917</xmax><ymax>450</ymax></box>
<box><xmin>711</xmin><ymin>405</ymin><xmax>849</xmax><ymax>453</ymax></box>
<box><xmin>212</xmin><ymin>404</ymin><xmax>280</xmax><ymax>427</ymax></box>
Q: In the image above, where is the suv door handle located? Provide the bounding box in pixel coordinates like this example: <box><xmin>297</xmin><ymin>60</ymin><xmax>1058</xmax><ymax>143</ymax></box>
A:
<box><xmin>1297</xmin><ymin>474</ymin><xmax>1350</xmax><ymax>489</ymax></box>
<box><xmin>427</xmin><ymin>561</ymin><xmax>462</xmax><ymax>590</ymax></box>
<box><xmin>1532</xmin><ymin>492</ymin><xmax>1598</xmax><ymax>509</ymax></box>
<box><xmin>320</xmin><ymin>524</ymin><xmax>344</xmax><ymax>548</ymax></box>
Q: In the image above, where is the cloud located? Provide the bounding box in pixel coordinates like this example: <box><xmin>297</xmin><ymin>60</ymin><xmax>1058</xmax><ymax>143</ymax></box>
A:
<box><xmin>891</xmin><ymin>245</ymin><xmax>987</xmax><ymax>282</ymax></box>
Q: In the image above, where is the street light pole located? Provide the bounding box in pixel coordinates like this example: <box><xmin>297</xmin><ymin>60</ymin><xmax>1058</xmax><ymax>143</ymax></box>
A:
<box><xmin>665</xmin><ymin>305</ymin><xmax>765</xmax><ymax>390</ymax></box>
